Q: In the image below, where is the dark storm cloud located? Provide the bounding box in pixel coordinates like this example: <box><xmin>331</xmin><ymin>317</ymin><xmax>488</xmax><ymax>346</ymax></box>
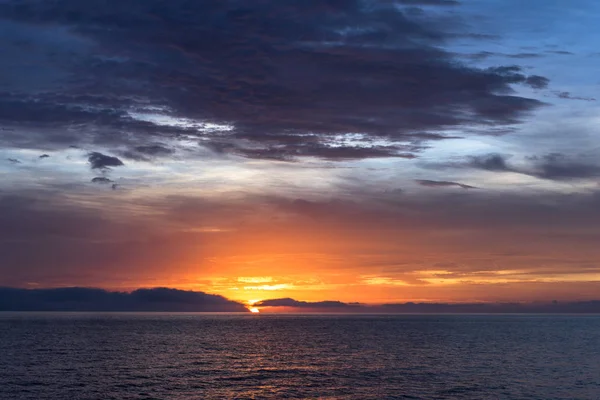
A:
<box><xmin>415</xmin><ymin>180</ymin><xmax>476</xmax><ymax>189</ymax></box>
<box><xmin>0</xmin><ymin>287</ymin><xmax>247</xmax><ymax>312</ymax></box>
<box><xmin>87</xmin><ymin>152</ymin><xmax>124</xmax><ymax>170</ymax></box>
<box><xmin>0</xmin><ymin>0</ymin><xmax>548</xmax><ymax>161</ymax></box>
<box><xmin>91</xmin><ymin>177</ymin><xmax>113</xmax><ymax>184</ymax></box>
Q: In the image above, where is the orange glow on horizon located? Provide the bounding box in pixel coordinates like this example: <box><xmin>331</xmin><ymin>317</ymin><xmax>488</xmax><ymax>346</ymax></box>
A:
<box><xmin>249</xmin><ymin>307</ymin><xmax>260</xmax><ymax>313</ymax></box>
<box><xmin>96</xmin><ymin>220</ymin><xmax>600</xmax><ymax>304</ymax></box>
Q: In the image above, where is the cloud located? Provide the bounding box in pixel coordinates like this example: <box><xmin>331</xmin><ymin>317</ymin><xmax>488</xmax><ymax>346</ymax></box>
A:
<box><xmin>0</xmin><ymin>287</ymin><xmax>248</xmax><ymax>312</ymax></box>
<box><xmin>378</xmin><ymin>301</ymin><xmax>600</xmax><ymax>313</ymax></box>
<box><xmin>528</xmin><ymin>153</ymin><xmax>600</xmax><ymax>180</ymax></box>
<box><xmin>38</xmin><ymin>154</ymin><xmax>50</xmax><ymax>159</ymax></box>
<box><xmin>463</xmin><ymin>51</ymin><xmax>546</xmax><ymax>61</ymax></box>
<box><xmin>254</xmin><ymin>297</ymin><xmax>600</xmax><ymax>313</ymax></box>
<box><xmin>3</xmin><ymin>287</ymin><xmax>600</xmax><ymax>313</ymax></box>
<box><xmin>555</xmin><ymin>91</ymin><xmax>596</xmax><ymax>101</ymax></box>
<box><xmin>507</xmin><ymin>52</ymin><xmax>544</xmax><ymax>59</ymax></box>
<box><xmin>468</xmin><ymin>153</ymin><xmax>512</xmax><ymax>172</ymax></box>
<box><xmin>88</xmin><ymin>152</ymin><xmax>124</xmax><ymax>170</ymax></box>
<box><xmin>464</xmin><ymin>153</ymin><xmax>600</xmax><ymax>181</ymax></box>
<box><xmin>415</xmin><ymin>179</ymin><xmax>476</xmax><ymax>189</ymax></box>
<box><xmin>255</xmin><ymin>298</ymin><xmax>356</xmax><ymax>309</ymax></box>
<box><xmin>91</xmin><ymin>177</ymin><xmax>113</xmax><ymax>184</ymax></box>
<box><xmin>7</xmin><ymin>158</ymin><xmax>20</xmax><ymax>164</ymax></box>
<box><xmin>395</xmin><ymin>0</ymin><xmax>460</xmax><ymax>5</ymax></box>
<box><xmin>0</xmin><ymin>0</ymin><xmax>548</xmax><ymax>161</ymax></box>
<box><xmin>121</xmin><ymin>144</ymin><xmax>175</xmax><ymax>161</ymax></box>
<box><xmin>524</xmin><ymin>75</ymin><xmax>550</xmax><ymax>89</ymax></box>
<box><xmin>545</xmin><ymin>50</ymin><xmax>574</xmax><ymax>55</ymax></box>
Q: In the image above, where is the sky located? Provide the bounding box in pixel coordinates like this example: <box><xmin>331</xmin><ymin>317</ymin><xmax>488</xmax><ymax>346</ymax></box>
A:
<box><xmin>2</xmin><ymin>0</ymin><xmax>600</xmax><ymax>306</ymax></box>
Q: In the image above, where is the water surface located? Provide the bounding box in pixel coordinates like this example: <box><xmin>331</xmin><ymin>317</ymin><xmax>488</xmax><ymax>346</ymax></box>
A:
<box><xmin>1</xmin><ymin>313</ymin><xmax>599</xmax><ymax>399</ymax></box>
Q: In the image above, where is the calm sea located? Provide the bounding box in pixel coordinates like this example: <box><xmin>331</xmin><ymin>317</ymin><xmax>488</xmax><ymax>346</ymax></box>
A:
<box><xmin>0</xmin><ymin>313</ymin><xmax>599</xmax><ymax>399</ymax></box>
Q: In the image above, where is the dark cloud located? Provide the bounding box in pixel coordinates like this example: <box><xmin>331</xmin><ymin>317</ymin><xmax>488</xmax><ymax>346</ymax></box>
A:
<box><xmin>395</xmin><ymin>0</ymin><xmax>460</xmax><ymax>5</ymax></box>
<box><xmin>0</xmin><ymin>287</ymin><xmax>247</xmax><ymax>312</ymax></box>
<box><xmin>484</xmin><ymin>66</ymin><xmax>549</xmax><ymax>89</ymax></box>
<box><xmin>529</xmin><ymin>153</ymin><xmax>600</xmax><ymax>181</ymax></box>
<box><xmin>555</xmin><ymin>91</ymin><xmax>596</xmax><ymax>101</ymax></box>
<box><xmin>121</xmin><ymin>144</ymin><xmax>175</xmax><ymax>161</ymax></box>
<box><xmin>88</xmin><ymin>152</ymin><xmax>124</xmax><ymax>170</ymax></box>
<box><xmin>255</xmin><ymin>298</ymin><xmax>355</xmax><ymax>309</ymax></box>
<box><xmin>546</xmin><ymin>50</ymin><xmax>574</xmax><ymax>55</ymax></box>
<box><xmin>468</xmin><ymin>153</ymin><xmax>512</xmax><ymax>172</ymax></box>
<box><xmin>464</xmin><ymin>51</ymin><xmax>545</xmax><ymax>61</ymax></box>
<box><xmin>135</xmin><ymin>145</ymin><xmax>174</xmax><ymax>157</ymax></box>
<box><xmin>525</xmin><ymin>75</ymin><xmax>550</xmax><ymax>89</ymax></box>
<box><xmin>91</xmin><ymin>177</ymin><xmax>113</xmax><ymax>184</ymax></box>
<box><xmin>0</xmin><ymin>0</ymin><xmax>548</xmax><ymax>161</ymax></box>
<box><xmin>7</xmin><ymin>158</ymin><xmax>21</xmax><ymax>164</ymax></box>
<box><xmin>38</xmin><ymin>154</ymin><xmax>50</xmax><ymax>159</ymax></box>
<box><xmin>464</xmin><ymin>51</ymin><xmax>497</xmax><ymax>61</ymax></box>
<box><xmin>254</xmin><ymin>297</ymin><xmax>600</xmax><ymax>313</ymax></box>
<box><xmin>464</xmin><ymin>153</ymin><xmax>600</xmax><ymax>181</ymax></box>
<box><xmin>415</xmin><ymin>179</ymin><xmax>476</xmax><ymax>189</ymax></box>
<box><xmin>3</xmin><ymin>288</ymin><xmax>600</xmax><ymax>313</ymax></box>
<box><xmin>507</xmin><ymin>52</ymin><xmax>544</xmax><ymax>59</ymax></box>
<box><xmin>234</xmin><ymin>143</ymin><xmax>419</xmax><ymax>161</ymax></box>
<box><xmin>379</xmin><ymin>301</ymin><xmax>600</xmax><ymax>313</ymax></box>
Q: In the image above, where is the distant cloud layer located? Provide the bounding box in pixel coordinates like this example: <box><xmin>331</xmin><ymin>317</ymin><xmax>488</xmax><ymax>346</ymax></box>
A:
<box><xmin>0</xmin><ymin>287</ymin><xmax>247</xmax><ymax>312</ymax></box>
<box><xmin>256</xmin><ymin>297</ymin><xmax>600</xmax><ymax>314</ymax></box>
<box><xmin>3</xmin><ymin>288</ymin><xmax>599</xmax><ymax>313</ymax></box>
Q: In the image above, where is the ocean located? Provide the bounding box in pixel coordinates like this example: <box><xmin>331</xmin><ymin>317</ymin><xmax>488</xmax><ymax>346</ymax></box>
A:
<box><xmin>0</xmin><ymin>313</ymin><xmax>599</xmax><ymax>399</ymax></box>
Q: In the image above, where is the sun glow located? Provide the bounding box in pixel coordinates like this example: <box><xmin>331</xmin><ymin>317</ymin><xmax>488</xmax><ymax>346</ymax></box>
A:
<box><xmin>249</xmin><ymin>307</ymin><xmax>260</xmax><ymax>313</ymax></box>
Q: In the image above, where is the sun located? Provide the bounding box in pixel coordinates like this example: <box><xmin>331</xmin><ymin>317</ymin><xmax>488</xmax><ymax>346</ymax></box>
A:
<box><xmin>249</xmin><ymin>307</ymin><xmax>260</xmax><ymax>313</ymax></box>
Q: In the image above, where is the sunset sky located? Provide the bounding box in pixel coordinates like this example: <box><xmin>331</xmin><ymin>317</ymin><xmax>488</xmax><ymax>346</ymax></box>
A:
<box><xmin>2</xmin><ymin>0</ymin><xmax>600</xmax><ymax>305</ymax></box>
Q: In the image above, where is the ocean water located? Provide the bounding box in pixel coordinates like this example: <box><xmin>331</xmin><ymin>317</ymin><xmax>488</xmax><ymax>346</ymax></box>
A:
<box><xmin>0</xmin><ymin>314</ymin><xmax>599</xmax><ymax>399</ymax></box>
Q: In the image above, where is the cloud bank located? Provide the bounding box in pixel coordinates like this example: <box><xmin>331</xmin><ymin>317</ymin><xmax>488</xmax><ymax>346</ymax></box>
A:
<box><xmin>256</xmin><ymin>297</ymin><xmax>600</xmax><ymax>314</ymax></box>
<box><xmin>0</xmin><ymin>287</ymin><xmax>247</xmax><ymax>312</ymax></box>
<box><xmin>0</xmin><ymin>0</ymin><xmax>548</xmax><ymax>161</ymax></box>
